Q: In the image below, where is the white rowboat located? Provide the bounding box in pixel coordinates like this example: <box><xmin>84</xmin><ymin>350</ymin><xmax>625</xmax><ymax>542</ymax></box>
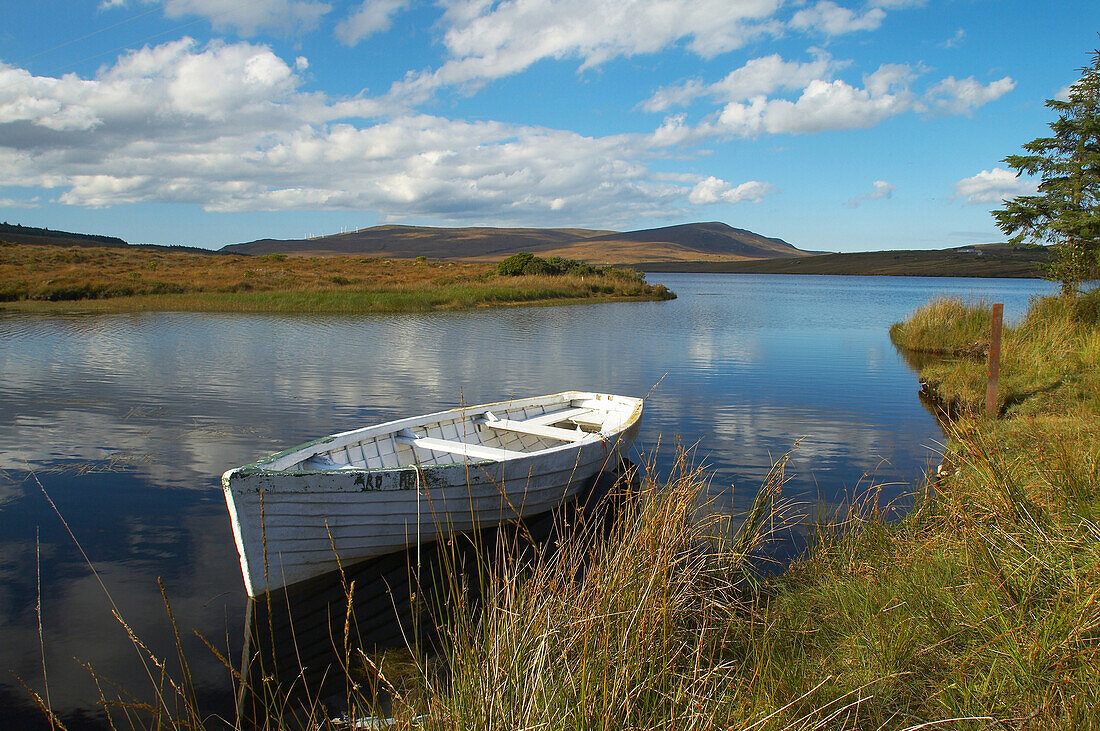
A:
<box><xmin>222</xmin><ymin>391</ymin><xmax>642</xmax><ymax>596</ymax></box>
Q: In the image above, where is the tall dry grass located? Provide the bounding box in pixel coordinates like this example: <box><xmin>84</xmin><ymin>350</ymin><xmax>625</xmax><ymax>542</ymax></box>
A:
<box><xmin>893</xmin><ymin>289</ymin><xmax>1100</xmax><ymax>416</ymax></box>
<box><xmin>0</xmin><ymin>243</ymin><xmax>673</xmax><ymax>312</ymax></box>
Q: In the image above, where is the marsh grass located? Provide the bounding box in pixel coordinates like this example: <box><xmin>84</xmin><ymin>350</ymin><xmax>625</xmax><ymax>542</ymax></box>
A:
<box><xmin>0</xmin><ymin>243</ymin><xmax>674</xmax><ymax>313</ymax></box>
<box><xmin>888</xmin><ymin>297</ymin><xmax>993</xmax><ymax>356</ymax></box>
<box><xmin>893</xmin><ymin>289</ymin><xmax>1100</xmax><ymax>416</ymax></box>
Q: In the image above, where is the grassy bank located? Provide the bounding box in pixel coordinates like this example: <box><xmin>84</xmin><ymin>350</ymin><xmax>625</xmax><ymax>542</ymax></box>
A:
<box><xmin>366</xmin><ymin>292</ymin><xmax>1099</xmax><ymax>728</ymax></box>
<box><xmin>0</xmin><ymin>243</ymin><xmax>673</xmax><ymax>313</ymax></box>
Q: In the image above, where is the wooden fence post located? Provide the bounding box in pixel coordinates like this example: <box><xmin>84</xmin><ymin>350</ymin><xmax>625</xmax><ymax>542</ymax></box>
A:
<box><xmin>986</xmin><ymin>303</ymin><xmax>1004</xmax><ymax>417</ymax></box>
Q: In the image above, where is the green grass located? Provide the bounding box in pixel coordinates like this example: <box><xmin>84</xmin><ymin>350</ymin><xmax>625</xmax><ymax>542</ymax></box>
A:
<box><xmin>891</xmin><ymin>289</ymin><xmax>1100</xmax><ymax>416</ymax></box>
<box><xmin>888</xmin><ymin>296</ymin><xmax>994</xmax><ymax>356</ymax></box>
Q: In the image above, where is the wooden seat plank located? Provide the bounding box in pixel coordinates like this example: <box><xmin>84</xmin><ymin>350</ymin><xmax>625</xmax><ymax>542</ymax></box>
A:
<box><xmin>522</xmin><ymin>407</ymin><xmax>598</xmax><ymax>427</ymax></box>
<box><xmin>480</xmin><ymin>417</ymin><xmax>592</xmax><ymax>443</ymax></box>
<box><xmin>396</xmin><ymin>431</ymin><xmax>524</xmax><ymax>461</ymax></box>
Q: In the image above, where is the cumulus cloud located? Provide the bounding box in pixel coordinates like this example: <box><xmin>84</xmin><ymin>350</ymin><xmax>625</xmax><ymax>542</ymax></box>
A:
<box><xmin>0</xmin><ymin>39</ymin><xmax>761</xmax><ymax>225</ymax></box>
<box><xmin>921</xmin><ymin>75</ymin><xmax>1015</xmax><ymax>115</ymax></box>
<box><xmin>336</xmin><ymin>0</ymin><xmax>410</xmax><ymax>45</ymax></box>
<box><xmin>389</xmin><ymin>0</ymin><xmax>784</xmax><ymax>101</ymax></box>
<box><xmin>688</xmin><ymin>177</ymin><xmax>777</xmax><ymax>205</ymax></box>
<box><xmin>953</xmin><ymin>168</ymin><xmax>1038</xmax><ymax>205</ymax></box>
<box><xmin>710</xmin><ymin>64</ymin><xmax>916</xmax><ymax>136</ymax></box>
<box><xmin>846</xmin><ymin>180</ymin><xmax>895</xmax><ymax>207</ymax></box>
<box><xmin>789</xmin><ymin>1</ymin><xmax>886</xmax><ymax>35</ymax></box>
<box><xmin>650</xmin><ymin>59</ymin><xmax>1013</xmax><ymax>139</ymax></box>
<box><xmin>643</xmin><ymin>52</ymin><xmax>841</xmax><ymax>112</ymax></box>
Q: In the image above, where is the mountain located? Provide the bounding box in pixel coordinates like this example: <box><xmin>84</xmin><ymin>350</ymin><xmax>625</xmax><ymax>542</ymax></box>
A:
<box><xmin>221</xmin><ymin>222</ymin><xmax>808</xmax><ymax>264</ymax></box>
<box><xmin>220</xmin><ymin>225</ymin><xmax>610</xmax><ymax>259</ymax></box>
<box><xmin>584</xmin><ymin>222</ymin><xmax>803</xmax><ymax>258</ymax></box>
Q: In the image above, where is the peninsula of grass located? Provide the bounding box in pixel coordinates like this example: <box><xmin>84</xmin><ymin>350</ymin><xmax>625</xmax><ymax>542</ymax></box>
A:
<box><xmin>0</xmin><ymin>243</ymin><xmax>674</xmax><ymax>313</ymax></box>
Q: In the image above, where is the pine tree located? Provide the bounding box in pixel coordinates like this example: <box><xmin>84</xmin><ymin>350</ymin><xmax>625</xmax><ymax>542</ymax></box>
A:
<box><xmin>994</xmin><ymin>46</ymin><xmax>1100</xmax><ymax>295</ymax></box>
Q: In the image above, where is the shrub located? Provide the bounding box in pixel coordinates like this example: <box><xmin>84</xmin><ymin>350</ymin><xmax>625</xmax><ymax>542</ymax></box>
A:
<box><xmin>497</xmin><ymin>252</ymin><xmax>642</xmax><ymax>280</ymax></box>
<box><xmin>497</xmin><ymin>252</ymin><xmax>539</xmax><ymax>275</ymax></box>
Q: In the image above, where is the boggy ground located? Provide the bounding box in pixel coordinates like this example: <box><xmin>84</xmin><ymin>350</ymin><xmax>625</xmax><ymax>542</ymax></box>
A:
<box><xmin>0</xmin><ymin>243</ymin><xmax>673</xmax><ymax>313</ymax></box>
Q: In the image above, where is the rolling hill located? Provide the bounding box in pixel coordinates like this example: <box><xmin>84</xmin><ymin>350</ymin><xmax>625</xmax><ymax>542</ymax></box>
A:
<box><xmin>220</xmin><ymin>222</ymin><xmax>809</xmax><ymax>264</ymax></box>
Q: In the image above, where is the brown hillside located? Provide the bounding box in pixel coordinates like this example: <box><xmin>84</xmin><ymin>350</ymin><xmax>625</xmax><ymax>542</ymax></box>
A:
<box><xmin>221</xmin><ymin>225</ymin><xmax>610</xmax><ymax>258</ymax></box>
<box><xmin>221</xmin><ymin>222</ymin><xmax>808</xmax><ymax>263</ymax></box>
<box><xmin>584</xmin><ymin>222</ymin><xmax>803</xmax><ymax>259</ymax></box>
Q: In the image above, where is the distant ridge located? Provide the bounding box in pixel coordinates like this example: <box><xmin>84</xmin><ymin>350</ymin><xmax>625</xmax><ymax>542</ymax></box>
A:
<box><xmin>221</xmin><ymin>224</ymin><xmax>610</xmax><ymax>259</ymax></box>
<box><xmin>221</xmin><ymin>221</ymin><xmax>809</xmax><ymax>264</ymax></box>
<box><xmin>0</xmin><ymin>222</ymin><xmax>129</xmax><ymax>248</ymax></box>
<box><xmin>0</xmin><ymin>222</ymin><xmax>221</xmax><ymax>255</ymax></box>
<box><xmin>638</xmin><ymin>243</ymin><xmax>1051</xmax><ymax>278</ymax></box>
<box><xmin>583</xmin><ymin>222</ymin><xmax>803</xmax><ymax>259</ymax></box>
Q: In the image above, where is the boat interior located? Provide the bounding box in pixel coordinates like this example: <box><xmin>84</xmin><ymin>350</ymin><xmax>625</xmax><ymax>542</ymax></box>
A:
<box><xmin>293</xmin><ymin>396</ymin><xmax>635</xmax><ymax>472</ymax></box>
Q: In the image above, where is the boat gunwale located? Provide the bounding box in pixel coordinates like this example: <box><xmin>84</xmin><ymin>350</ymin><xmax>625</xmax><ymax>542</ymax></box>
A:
<box><xmin>222</xmin><ymin>391</ymin><xmax>642</xmax><ymax>482</ymax></box>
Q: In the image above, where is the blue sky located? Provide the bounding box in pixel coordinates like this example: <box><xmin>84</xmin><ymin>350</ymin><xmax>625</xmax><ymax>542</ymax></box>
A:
<box><xmin>0</xmin><ymin>0</ymin><xmax>1096</xmax><ymax>251</ymax></box>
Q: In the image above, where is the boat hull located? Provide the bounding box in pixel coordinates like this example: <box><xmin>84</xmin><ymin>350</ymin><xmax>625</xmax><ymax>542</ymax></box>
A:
<box><xmin>223</xmin><ymin>392</ymin><xmax>641</xmax><ymax>596</ymax></box>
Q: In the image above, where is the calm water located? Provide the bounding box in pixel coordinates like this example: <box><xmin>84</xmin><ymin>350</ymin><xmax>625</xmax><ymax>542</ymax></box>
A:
<box><xmin>0</xmin><ymin>273</ymin><xmax>1055</xmax><ymax>727</ymax></box>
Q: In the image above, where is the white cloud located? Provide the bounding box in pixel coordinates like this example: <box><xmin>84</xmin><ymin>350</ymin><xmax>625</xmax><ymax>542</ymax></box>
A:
<box><xmin>952</xmin><ymin>168</ymin><xmax>1038</xmax><ymax>205</ymax></box>
<box><xmin>161</xmin><ymin>0</ymin><xmax>331</xmax><ymax>36</ymax></box>
<box><xmin>336</xmin><ymin>0</ymin><xmax>410</xmax><ymax>45</ymax></box>
<box><xmin>846</xmin><ymin>179</ymin><xmax>895</xmax><ymax>207</ymax></box>
<box><xmin>390</xmin><ymin>0</ymin><xmax>784</xmax><ymax>101</ymax></box>
<box><xmin>789</xmin><ymin>1</ymin><xmax>886</xmax><ymax>36</ymax></box>
<box><xmin>643</xmin><ymin>52</ymin><xmax>841</xmax><ymax>112</ymax></box>
<box><xmin>711</xmin><ymin>64</ymin><xmax>916</xmax><ymax>136</ymax></box>
<box><xmin>940</xmin><ymin>28</ymin><xmax>966</xmax><ymax>48</ymax></box>
<box><xmin>0</xmin><ymin>39</ymin><xmax>757</xmax><ymax>226</ymax></box>
<box><xmin>662</xmin><ymin>62</ymin><xmax>1013</xmax><ymax>139</ymax></box>
<box><xmin>688</xmin><ymin>176</ymin><xmax>777</xmax><ymax>204</ymax></box>
<box><xmin>0</xmin><ymin>197</ymin><xmax>40</xmax><ymax>209</ymax></box>
<box><xmin>921</xmin><ymin>75</ymin><xmax>1014</xmax><ymax>115</ymax></box>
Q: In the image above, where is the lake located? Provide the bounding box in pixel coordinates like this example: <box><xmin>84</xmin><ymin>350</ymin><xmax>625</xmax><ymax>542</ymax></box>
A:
<box><xmin>0</xmin><ymin>273</ymin><xmax>1055</xmax><ymax>728</ymax></box>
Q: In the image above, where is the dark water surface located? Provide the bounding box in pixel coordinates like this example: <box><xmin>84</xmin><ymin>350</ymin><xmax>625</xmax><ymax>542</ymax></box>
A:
<box><xmin>0</xmin><ymin>273</ymin><xmax>1055</xmax><ymax>727</ymax></box>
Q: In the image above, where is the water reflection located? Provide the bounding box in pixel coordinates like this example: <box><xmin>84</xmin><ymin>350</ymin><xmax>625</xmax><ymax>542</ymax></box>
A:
<box><xmin>0</xmin><ymin>274</ymin><xmax>1056</xmax><ymax>727</ymax></box>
